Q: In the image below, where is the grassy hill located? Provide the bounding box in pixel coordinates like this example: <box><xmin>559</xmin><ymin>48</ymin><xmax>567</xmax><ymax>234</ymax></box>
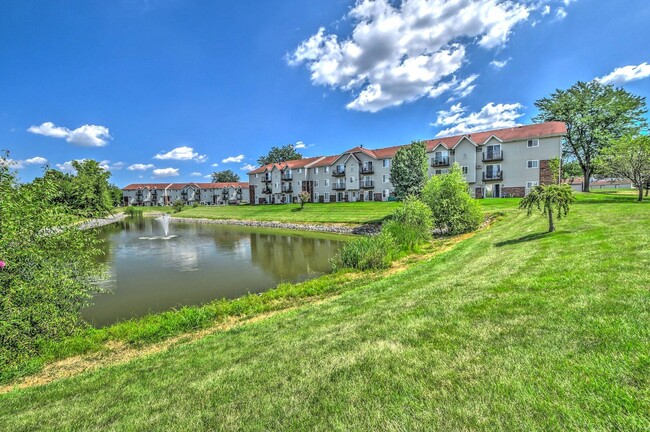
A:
<box><xmin>1</xmin><ymin>192</ymin><xmax>649</xmax><ymax>430</ymax></box>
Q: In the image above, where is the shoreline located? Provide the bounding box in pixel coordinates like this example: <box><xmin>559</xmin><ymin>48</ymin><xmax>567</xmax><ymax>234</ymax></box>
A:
<box><xmin>79</xmin><ymin>213</ymin><xmax>127</xmax><ymax>230</ymax></box>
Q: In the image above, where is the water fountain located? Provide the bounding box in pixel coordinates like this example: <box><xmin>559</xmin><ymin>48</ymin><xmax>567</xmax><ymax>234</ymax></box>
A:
<box><xmin>139</xmin><ymin>214</ymin><xmax>177</xmax><ymax>240</ymax></box>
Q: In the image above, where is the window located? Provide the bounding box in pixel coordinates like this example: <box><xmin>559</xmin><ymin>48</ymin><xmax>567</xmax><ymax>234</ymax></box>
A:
<box><xmin>274</xmin><ymin>182</ymin><xmax>278</xmax><ymax>188</ymax></box>
<box><xmin>297</xmin><ymin>181</ymin><xmax>301</xmax><ymax>186</ymax></box>
<box><xmin>527</xmin><ymin>139</ymin><xmax>539</xmax><ymax>148</ymax></box>
<box><xmin>463</xmin><ymin>153</ymin><xmax>468</xmax><ymax>160</ymax></box>
<box><xmin>324</xmin><ymin>179</ymin><xmax>329</xmax><ymax>187</ymax></box>
<box><xmin>314</xmin><ymin>167</ymin><xmax>319</xmax><ymax>174</ymax></box>
<box><xmin>350</xmin><ymin>176</ymin><xmax>355</xmax><ymax>183</ymax></box>
<box><xmin>382</xmin><ymin>174</ymin><xmax>388</xmax><ymax>183</ymax></box>
<box><xmin>298</xmin><ymin>168</ymin><xmax>302</xmax><ymax>173</ymax></box>
<box><xmin>324</xmin><ymin>166</ymin><xmax>329</xmax><ymax>173</ymax></box>
<box><xmin>382</xmin><ymin>159</ymin><xmax>391</xmax><ymax>168</ymax></box>
<box><xmin>255</xmin><ymin>174</ymin><xmax>258</xmax><ymax>178</ymax></box>
<box><xmin>324</xmin><ymin>192</ymin><xmax>330</xmax><ymax>202</ymax></box>
<box><xmin>526</xmin><ymin>181</ymin><xmax>539</xmax><ymax>189</ymax></box>
<box><xmin>383</xmin><ymin>189</ymin><xmax>389</xmax><ymax>198</ymax></box>
<box><xmin>461</xmin><ymin>166</ymin><xmax>468</xmax><ymax>175</ymax></box>
<box><xmin>527</xmin><ymin>160</ymin><xmax>539</xmax><ymax>169</ymax></box>
<box><xmin>313</xmin><ymin>192</ymin><xmax>319</xmax><ymax>201</ymax></box>
<box><xmin>314</xmin><ymin>180</ymin><xmax>319</xmax><ymax>187</ymax></box>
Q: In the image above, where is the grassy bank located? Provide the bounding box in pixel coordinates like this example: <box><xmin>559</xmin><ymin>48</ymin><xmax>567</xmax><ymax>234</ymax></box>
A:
<box><xmin>141</xmin><ymin>201</ymin><xmax>400</xmax><ymax>224</ymax></box>
<box><xmin>1</xmin><ymin>192</ymin><xmax>649</xmax><ymax>430</ymax></box>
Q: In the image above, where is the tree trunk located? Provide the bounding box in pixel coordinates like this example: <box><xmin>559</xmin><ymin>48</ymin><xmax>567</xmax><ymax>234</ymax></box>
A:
<box><xmin>638</xmin><ymin>186</ymin><xmax>644</xmax><ymax>202</ymax></box>
<box><xmin>581</xmin><ymin>167</ymin><xmax>590</xmax><ymax>192</ymax></box>
<box><xmin>547</xmin><ymin>207</ymin><xmax>555</xmax><ymax>233</ymax></box>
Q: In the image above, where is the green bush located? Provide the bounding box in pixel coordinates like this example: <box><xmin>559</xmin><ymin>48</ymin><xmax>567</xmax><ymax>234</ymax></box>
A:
<box><xmin>332</xmin><ymin>232</ymin><xmax>397</xmax><ymax>271</ymax></box>
<box><xmin>124</xmin><ymin>206</ymin><xmax>143</xmax><ymax>217</ymax></box>
<box><xmin>382</xmin><ymin>197</ymin><xmax>432</xmax><ymax>252</ymax></box>
<box><xmin>421</xmin><ymin>163</ymin><xmax>483</xmax><ymax>235</ymax></box>
<box><xmin>192</xmin><ymin>201</ymin><xmax>200</xmax><ymax>208</ymax></box>
<box><xmin>173</xmin><ymin>200</ymin><xmax>184</xmax><ymax>213</ymax></box>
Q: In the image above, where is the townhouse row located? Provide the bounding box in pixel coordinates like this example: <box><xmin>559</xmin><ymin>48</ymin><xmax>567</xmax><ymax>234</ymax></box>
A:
<box><xmin>122</xmin><ymin>182</ymin><xmax>250</xmax><ymax>206</ymax></box>
<box><xmin>247</xmin><ymin>122</ymin><xmax>566</xmax><ymax>204</ymax></box>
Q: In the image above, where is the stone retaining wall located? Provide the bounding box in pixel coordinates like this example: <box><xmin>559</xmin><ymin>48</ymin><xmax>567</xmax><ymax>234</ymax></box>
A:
<box><xmin>79</xmin><ymin>213</ymin><xmax>127</xmax><ymax>230</ymax></box>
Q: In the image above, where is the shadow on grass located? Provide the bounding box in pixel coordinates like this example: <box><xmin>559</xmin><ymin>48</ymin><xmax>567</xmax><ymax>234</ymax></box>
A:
<box><xmin>495</xmin><ymin>230</ymin><xmax>571</xmax><ymax>247</ymax></box>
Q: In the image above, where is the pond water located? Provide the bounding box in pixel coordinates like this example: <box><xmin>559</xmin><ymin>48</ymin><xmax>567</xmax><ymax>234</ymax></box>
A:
<box><xmin>82</xmin><ymin>216</ymin><xmax>347</xmax><ymax>327</ymax></box>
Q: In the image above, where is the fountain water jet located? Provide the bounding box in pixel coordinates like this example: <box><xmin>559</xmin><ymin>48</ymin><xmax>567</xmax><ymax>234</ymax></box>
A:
<box><xmin>158</xmin><ymin>214</ymin><xmax>171</xmax><ymax>237</ymax></box>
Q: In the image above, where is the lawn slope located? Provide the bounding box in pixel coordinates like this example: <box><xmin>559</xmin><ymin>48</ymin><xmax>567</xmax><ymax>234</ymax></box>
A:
<box><xmin>1</xmin><ymin>194</ymin><xmax>649</xmax><ymax>430</ymax></box>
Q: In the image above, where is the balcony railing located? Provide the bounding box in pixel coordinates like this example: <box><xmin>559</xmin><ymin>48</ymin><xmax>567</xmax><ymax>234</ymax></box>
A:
<box><xmin>360</xmin><ymin>180</ymin><xmax>374</xmax><ymax>189</ymax></box>
<box><xmin>262</xmin><ymin>176</ymin><xmax>272</xmax><ymax>183</ymax></box>
<box><xmin>360</xmin><ymin>164</ymin><xmax>374</xmax><ymax>174</ymax></box>
<box><xmin>281</xmin><ymin>185</ymin><xmax>293</xmax><ymax>193</ymax></box>
<box><xmin>431</xmin><ymin>157</ymin><xmax>450</xmax><ymax>167</ymax></box>
<box><xmin>483</xmin><ymin>171</ymin><xmax>503</xmax><ymax>181</ymax></box>
<box><xmin>482</xmin><ymin>151</ymin><xmax>503</xmax><ymax>162</ymax></box>
<box><xmin>332</xmin><ymin>168</ymin><xmax>346</xmax><ymax>177</ymax></box>
<box><xmin>262</xmin><ymin>188</ymin><xmax>272</xmax><ymax>194</ymax></box>
<box><xmin>281</xmin><ymin>172</ymin><xmax>293</xmax><ymax>181</ymax></box>
<box><xmin>332</xmin><ymin>182</ymin><xmax>346</xmax><ymax>190</ymax></box>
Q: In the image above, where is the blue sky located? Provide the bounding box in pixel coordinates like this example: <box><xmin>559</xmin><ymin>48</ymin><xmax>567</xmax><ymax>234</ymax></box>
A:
<box><xmin>1</xmin><ymin>0</ymin><xmax>649</xmax><ymax>186</ymax></box>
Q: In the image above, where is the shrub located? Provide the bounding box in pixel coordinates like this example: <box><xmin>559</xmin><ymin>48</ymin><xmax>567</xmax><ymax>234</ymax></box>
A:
<box><xmin>421</xmin><ymin>163</ymin><xmax>483</xmax><ymax>235</ymax></box>
<box><xmin>192</xmin><ymin>201</ymin><xmax>200</xmax><ymax>208</ymax></box>
<box><xmin>382</xmin><ymin>197</ymin><xmax>432</xmax><ymax>252</ymax></box>
<box><xmin>172</xmin><ymin>200</ymin><xmax>184</xmax><ymax>213</ymax></box>
<box><xmin>124</xmin><ymin>206</ymin><xmax>143</xmax><ymax>217</ymax></box>
<box><xmin>332</xmin><ymin>232</ymin><xmax>397</xmax><ymax>271</ymax></box>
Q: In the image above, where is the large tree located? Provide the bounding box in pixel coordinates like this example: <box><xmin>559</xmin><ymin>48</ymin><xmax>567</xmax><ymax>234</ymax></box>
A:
<box><xmin>211</xmin><ymin>169</ymin><xmax>241</xmax><ymax>183</ymax></box>
<box><xmin>534</xmin><ymin>80</ymin><xmax>647</xmax><ymax>192</ymax></box>
<box><xmin>389</xmin><ymin>141</ymin><xmax>428</xmax><ymax>200</ymax></box>
<box><xmin>598</xmin><ymin>135</ymin><xmax>650</xmax><ymax>202</ymax></box>
<box><xmin>70</xmin><ymin>159</ymin><xmax>114</xmax><ymax>217</ymax></box>
<box><xmin>257</xmin><ymin>144</ymin><xmax>302</xmax><ymax>166</ymax></box>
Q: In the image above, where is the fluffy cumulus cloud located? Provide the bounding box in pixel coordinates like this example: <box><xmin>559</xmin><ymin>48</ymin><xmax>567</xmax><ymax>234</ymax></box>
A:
<box><xmin>154</xmin><ymin>146</ymin><xmax>207</xmax><ymax>163</ymax></box>
<box><xmin>55</xmin><ymin>160</ymin><xmax>79</xmax><ymax>173</ymax></box>
<box><xmin>152</xmin><ymin>167</ymin><xmax>180</xmax><ymax>178</ymax></box>
<box><xmin>222</xmin><ymin>154</ymin><xmax>245</xmax><ymax>163</ymax></box>
<box><xmin>27</xmin><ymin>122</ymin><xmax>111</xmax><ymax>147</ymax></box>
<box><xmin>128</xmin><ymin>163</ymin><xmax>155</xmax><ymax>171</ymax></box>
<box><xmin>432</xmin><ymin>102</ymin><xmax>525</xmax><ymax>136</ymax></box>
<box><xmin>0</xmin><ymin>156</ymin><xmax>47</xmax><ymax>169</ymax></box>
<box><xmin>294</xmin><ymin>141</ymin><xmax>307</xmax><ymax>149</ymax></box>
<box><xmin>240</xmin><ymin>164</ymin><xmax>257</xmax><ymax>172</ymax></box>
<box><xmin>597</xmin><ymin>62</ymin><xmax>650</xmax><ymax>85</ymax></box>
<box><xmin>288</xmin><ymin>0</ymin><xmax>533</xmax><ymax>112</ymax></box>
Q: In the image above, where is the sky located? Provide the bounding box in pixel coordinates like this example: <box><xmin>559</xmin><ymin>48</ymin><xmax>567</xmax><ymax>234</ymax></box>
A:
<box><xmin>1</xmin><ymin>0</ymin><xmax>649</xmax><ymax>186</ymax></box>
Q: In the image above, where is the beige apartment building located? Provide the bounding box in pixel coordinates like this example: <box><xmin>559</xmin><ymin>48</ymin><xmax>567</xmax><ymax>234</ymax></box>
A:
<box><xmin>247</xmin><ymin>122</ymin><xmax>566</xmax><ymax>204</ymax></box>
<box><xmin>122</xmin><ymin>182</ymin><xmax>250</xmax><ymax>206</ymax></box>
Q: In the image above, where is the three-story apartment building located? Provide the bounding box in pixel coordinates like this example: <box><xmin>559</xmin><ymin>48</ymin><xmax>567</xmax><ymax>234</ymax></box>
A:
<box><xmin>248</xmin><ymin>122</ymin><xmax>565</xmax><ymax>204</ymax></box>
<box><xmin>122</xmin><ymin>182</ymin><xmax>249</xmax><ymax>206</ymax></box>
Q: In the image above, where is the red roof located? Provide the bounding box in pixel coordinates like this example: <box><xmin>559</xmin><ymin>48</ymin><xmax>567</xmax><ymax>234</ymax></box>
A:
<box><xmin>123</xmin><ymin>182</ymin><xmax>249</xmax><ymax>190</ymax></box>
<box><xmin>247</xmin><ymin>156</ymin><xmax>325</xmax><ymax>174</ymax></box>
<box><xmin>246</xmin><ymin>122</ymin><xmax>566</xmax><ymax>174</ymax></box>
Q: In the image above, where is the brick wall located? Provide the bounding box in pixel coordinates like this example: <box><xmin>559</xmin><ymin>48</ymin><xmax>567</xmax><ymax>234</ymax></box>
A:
<box><xmin>539</xmin><ymin>160</ymin><xmax>557</xmax><ymax>185</ymax></box>
<box><xmin>502</xmin><ymin>187</ymin><xmax>525</xmax><ymax>198</ymax></box>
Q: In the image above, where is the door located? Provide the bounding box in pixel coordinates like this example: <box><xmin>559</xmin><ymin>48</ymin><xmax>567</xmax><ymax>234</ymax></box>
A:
<box><xmin>494</xmin><ymin>184</ymin><xmax>501</xmax><ymax>198</ymax></box>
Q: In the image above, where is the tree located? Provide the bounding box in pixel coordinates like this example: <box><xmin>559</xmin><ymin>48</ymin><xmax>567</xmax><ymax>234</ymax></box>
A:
<box><xmin>519</xmin><ymin>184</ymin><xmax>574</xmax><ymax>233</ymax></box>
<box><xmin>0</xmin><ymin>152</ymin><xmax>104</xmax><ymax>367</ymax></box>
<box><xmin>257</xmin><ymin>144</ymin><xmax>303</xmax><ymax>166</ymax></box>
<box><xmin>561</xmin><ymin>160</ymin><xmax>582</xmax><ymax>181</ymax></box>
<box><xmin>598</xmin><ymin>135</ymin><xmax>650</xmax><ymax>202</ymax></box>
<box><xmin>382</xmin><ymin>197</ymin><xmax>433</xmax><ymax>252</ymax></box>
<box><xmin>109</xmin><ymin>184</ymin><xmax>123</xmax><ymax>207</ymax></box>
<box><xmin>420</xmin><ymin>164</ymin><xmax>483</xmax><ymax>235</ymax></box>
<box><xmin>390</xmin><ymin>141</ymin><xmax>428</xmax><ymax>200</ymax></box>
<box><xmin>534</xmin><ymin>80</ymin><xmax>647</xmax><ymax>192</ymax></box>
<box><xmin>211</xmin><ymin>169</ymin><xmax>241</xmax><ymax>183</ymax></box>
<box><xmin>298</xmin><ymin>191</ymin><xmax>310</xmax><ymax>209</ymax></box>
<box><xmin>69</xmin><ymin>160</ymin><xmax>114</xmax><ymax>217</ymax></box>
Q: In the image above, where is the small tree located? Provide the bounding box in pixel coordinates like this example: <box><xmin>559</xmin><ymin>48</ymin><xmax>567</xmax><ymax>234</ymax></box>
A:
<box><xmin>298</xmin><ymin>191</ymin><xmax>311</xmax><ymax>209</ymax></box>
<box><xmin>172</xmin><ymin>199</ymin><xmax>184</xmax><ymax>213</ymax></box>
<box><xmin>258</xmin><ymin>144</ymin><xmax>303</xmax><ymax>166</ymax></box>
<box><xmin>519</xmin><ymin>184</ymin><xmax>574</xmax><ymax>233</ymax></box>
<box><xmin>421</xmin><ymin>164</ymin><xmax>483</xmax><ymax>235</ymax></box>
<box><xmin>534</xmin><ymin>80</ymin><xmax>647</xmax><ymax>192</ymax></box>
<box><xmin>390</xmin><ymin>141</ymin><xmax>428</xmax><ymax>200</ymax></box>
<box><xmin>211</xmin><ymin>169</ymin><xmax>240</xmax><ymax>183</ymax></box>
<box><xmin>597</xmin><ymin>135</ymin><xmax>650</xmax><ymax>202</ymax></box>
<box><xmin>382</xmin><ymin>197</ymin><xmax>433</xmax><ymax>252</ymax></box>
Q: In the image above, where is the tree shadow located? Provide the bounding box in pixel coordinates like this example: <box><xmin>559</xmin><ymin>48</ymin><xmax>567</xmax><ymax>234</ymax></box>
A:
<box><xmin>291</xmin><ymin>207</ymin><xmax>303</xmax><ymax>212</ymax></box>
<box><xmin>494</xmin><ymin>230</ymin><xmax>571</xmax><ymax>247</ymax></box>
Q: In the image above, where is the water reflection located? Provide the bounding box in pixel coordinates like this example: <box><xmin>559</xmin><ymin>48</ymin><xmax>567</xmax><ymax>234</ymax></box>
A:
<box><xmin>82</xmin><ymin>217</ymin><xmax>345</xmax><ymax>327</ymax></box>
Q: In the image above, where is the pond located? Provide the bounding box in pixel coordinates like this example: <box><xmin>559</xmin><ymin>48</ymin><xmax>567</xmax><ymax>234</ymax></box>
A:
<box><xmin>82</xmin><ymin>216</ymin><xmax>347</xmax><ymax>327</ymax></box>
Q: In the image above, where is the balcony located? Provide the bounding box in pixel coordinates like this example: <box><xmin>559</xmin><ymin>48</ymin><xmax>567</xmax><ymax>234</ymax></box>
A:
<box><xmin>431</xmin><ymin>157</ymin><xmax>450</xmax><ymax>167</ymax></box>
<box><xmin>262</xmin><ymin>187</ymin><xmax>272</xmax><ymax>194</ymax></box>
<box><xmin>360</xmin><ymin>163</ymin><xmax>374</xmax><ymax>174</ymax></box>
<box><xmin>281</xmin><ymin>185</ymin><xmax>293</xmax><ymax>193</ymax></box>
<box><xmin>332</xmin><ymin>167</ymin><xmax>346</xmax><ymax>177</ymax></box>
<box><xmin>262</xmin><ymin>176</ymin><xmax>272</xmax><ymax>183</ymax></box>
<box><xmin>332</xmin><ymin>182</ymin><xmax>346</xmax><ymax>190</ymax></box>
<box><xmin>360</xmin><ymin>180</ymin><xmax>374</xmax><ymax>189</ymax></box>
<box><xmin>281</xmin><ymin>172</ymin><xmax>293</xmax><ymax>181</ymax></box>
<box><xmin>483</xmin><ymin>171</ymin><xmax>503</xmax><ymax>181</ymax></box>
<box><xmin>482</xmin><ymin>150</ymin><xmax>503</xmax><ymax>162</ymax></box>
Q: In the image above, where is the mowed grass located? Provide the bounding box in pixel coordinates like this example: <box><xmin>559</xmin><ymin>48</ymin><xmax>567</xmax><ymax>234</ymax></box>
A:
<box><xmin>1</xmin><ymin>192</ymin><xmax>649</xmax><ymax>430</ymax></box>
<box><xmin>142</xmin><ymin>201</ymin><xmax>401</xmax><ymax>224</ymax></box>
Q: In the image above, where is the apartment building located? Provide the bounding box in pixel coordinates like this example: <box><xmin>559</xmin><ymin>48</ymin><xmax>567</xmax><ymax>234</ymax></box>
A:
<box><xmin>248</xmin><ymin>122</ymin><xmax>566</xmax><ymax>204</ymax></box>
<box><xmin>122</xmin><ymin>182</ymin><xmax>250</xmax><ymax>206</ymax></box>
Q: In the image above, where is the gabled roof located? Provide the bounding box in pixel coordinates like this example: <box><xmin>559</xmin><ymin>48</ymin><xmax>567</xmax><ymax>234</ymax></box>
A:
<box><xmin>123</xmin><ymin>182</ymin><xmax>249</xmax><ymax>191</ymax></box>
<box><xmin>247</xmin><ymin>156</ymin><xmax>324</xmax><ymax>174</ymax></box>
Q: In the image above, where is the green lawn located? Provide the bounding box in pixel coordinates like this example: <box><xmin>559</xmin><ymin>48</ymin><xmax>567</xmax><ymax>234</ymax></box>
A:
<box><xmin>2</xmin><ymin>192</ymin><xmax>649</xmax><ymax>430</ymax></box>
<box><xmin>142</xmin><ymin>201</ymin><xmax>401</xmax><ymax>224</ymax></box>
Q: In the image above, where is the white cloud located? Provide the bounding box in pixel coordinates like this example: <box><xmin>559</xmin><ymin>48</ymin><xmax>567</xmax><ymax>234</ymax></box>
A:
<box><xmin>24</xmin><ymin>156</ymin><xmax>48</xmax><ymax>165</ymax></box>
<box><xmin>555</xmin><ymin>7</ymin><xmax>567</xmax><ymax>19</ymax></box>
<box><xmin>152</xmin><ymin>167</ymin><xmax>180</xmax><ymax>178</ymax></box>
<box><xmin>597</xmin><ymin>62</ymin><xmax>650</xmax><ymax>85</ymax></box>
<box><xmin>447</xmin><ymin>74</ymin><xmax>479</xmax><ymax>102</ymax></box>
<box><xmin>190</xmin><ymin>172</ymin><xmax>202</xmax><ymax>177</ymax></box>
<box><xmin>288</xmin><ymin>0</ymin><xmax>532</xmax><ymax>112</ymax></box>
<box><xmin>27</xmin><ymin>122</ymin><xmax>111</xmax><ymax>147</ymax></box>
<box><xmin>240</xmin><ymin>164</ymin><xmax>257</xmax><ymax>172</ymax></box>
<box><xmin>1</xmin><ymin>156</ymin><xmax>49</xmax><ymax>169</ymax></box>
<box><xmin>56</xmin><ymin>160</ymin><xmax>80</xmax><ymax>173</ymax></box>
<box><xmin>154</xmin><ymin>146</ymin><xmax>207</xmax><ymax>162</ymax></box>
<box><xmin>432</xmin><ymin>102</ymin><xmax>525</xmax><ymax>137</ymax></box>
<box><xmin>222</xmin><ymin>154</ymin><xmax>245</xmax><ymax>163</ymax></box>
<box><xmin>541</xmin><ymin>5</ymin><xmax>551</xmax><ymax>16</ymax></box>
<box><xmin>490</xmin><ymin>58</ymin><xmax>510</xmax><ymax>69</ymax></box>
<box><xmin>204</xmin><ymin>174</ymin><xmax>213</xmax><ymax>179</ymax></box>
<box><xmin>127</xmin><ymin>163</ymin><xmax>155</xmax><ymax>171</ymax></box>
<box><xmin>294</xmin><ymin>141</ymin><xmax>307</xmax><ymax>149</ymax></box>
<box><xmin>211</xmin><ymin>163</ymin><xmax>219</xmax><ymax>167</ymax></box>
